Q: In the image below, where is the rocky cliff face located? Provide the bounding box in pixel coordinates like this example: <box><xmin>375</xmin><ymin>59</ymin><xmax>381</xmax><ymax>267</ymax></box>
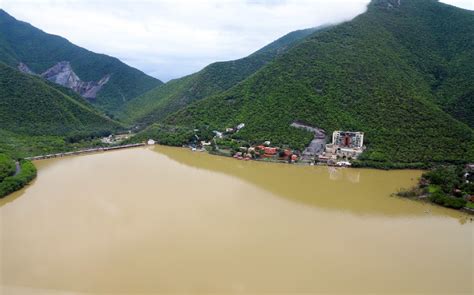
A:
<box><xmin>17</xmin><ymin>62</ymin><xmax>35</xmax><ymax>75</ymax></box>
<box><xmin>78</xmin><ymin>75</ymin><xmax>110</xmax><ymax>98</ymax></box>
<box><xmin>17</xmin><ymin>61</ymin><xmax>110</xmax><ymax>99</ymax></box>
<box><xmin>40</xmin><ymin>61</ymin><xmax>110</xmax><ymax>99</ymax></box>
<box><xmin>41</xmin><ymin>61</ymin><xmax>82</xmax><ymax>89</ymax></box>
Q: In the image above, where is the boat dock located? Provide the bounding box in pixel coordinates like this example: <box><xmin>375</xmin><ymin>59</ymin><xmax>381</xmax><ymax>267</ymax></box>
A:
<box><xmin>25</xmin><ymin>143</ymin><xmax>146</xmax><ymax>161</ymax></box>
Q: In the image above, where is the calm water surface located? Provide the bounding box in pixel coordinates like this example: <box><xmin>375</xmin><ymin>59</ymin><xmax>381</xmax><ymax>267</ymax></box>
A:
<box><xmin>0</xmin><ymin>146</ymin><xmax>472</xmax><ymax>294</ymax></box>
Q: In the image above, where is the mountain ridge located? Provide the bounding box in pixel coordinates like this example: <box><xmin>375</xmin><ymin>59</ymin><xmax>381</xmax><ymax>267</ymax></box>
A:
<box><xmin>157</xmin><ymin>0</ymin><xmax>474</xmax><ymax>165</ymax></box>
<box><xmin>0</xmin><ymin>9</ymin><xmax>163</xmax><ymax>114</ymax></box>
<box><xmin>0</xmin><ymin>62</ymin><xmax>121</xmax><ymax>137</ymax></box>
<box><xmin>119</xmin><ymin>26</ymin><xmax>324</xmax><ymax>125</ymax></box>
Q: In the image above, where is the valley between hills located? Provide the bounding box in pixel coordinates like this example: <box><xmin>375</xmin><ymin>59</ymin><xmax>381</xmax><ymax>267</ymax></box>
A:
<box><xmin>0</xmin><ymin>0</ymin><xmax>473</xmax><ymax>210</ymax></box>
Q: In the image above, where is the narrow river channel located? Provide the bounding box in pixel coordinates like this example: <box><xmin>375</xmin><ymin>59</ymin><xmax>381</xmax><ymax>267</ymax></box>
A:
<box><xmin>1</xmin><ymin>146</ymin><xmax>472</xmax><ymax>294</ymax></box>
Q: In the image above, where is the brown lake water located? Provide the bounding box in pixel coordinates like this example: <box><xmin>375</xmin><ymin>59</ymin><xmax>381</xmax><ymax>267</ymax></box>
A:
<box><xmin>0</xmin><ymin>146</ymin><xmax>472</xmax><ymax>294</ymax></box>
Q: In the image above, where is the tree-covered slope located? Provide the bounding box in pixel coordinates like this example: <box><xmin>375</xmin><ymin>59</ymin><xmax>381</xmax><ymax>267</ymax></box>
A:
<box><xmin>368</xmin><ymin>0</ymin><xmax>474</xmax><ymax>127</ymax></box>
<box><xmin>0</xmin><ymin>9</ymin><xmax>162</xmax><ymax>114</ymax></box>
<box><xmin>0</xmin><ymin>63</ymin><xmax>121</xmax><ymax>136</ymax></box>
<box><xmin>164</xmin><ymin>0</ymin><xmax>474</xmax><ymax>165</ymax></box>
<box><xmin>0</xmin><ymin>153</ymin><xmax>15</xmax><ymax>182</ymax></box>
<box><xmin>119</xmin><ymin>27</ymin><xmax>321</xmax><ymax>125</ymax></box>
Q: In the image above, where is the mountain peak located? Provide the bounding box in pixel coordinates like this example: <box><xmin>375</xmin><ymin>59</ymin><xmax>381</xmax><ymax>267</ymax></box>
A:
<box><xmin>0</xmin><ymin>9</ymin><xmax>15</xmax><ymax>20</ymax></box>
<box><xmin>370</xmin><ymin>0</ymin><xmax>403</xmax><ymax>10</ymax></box>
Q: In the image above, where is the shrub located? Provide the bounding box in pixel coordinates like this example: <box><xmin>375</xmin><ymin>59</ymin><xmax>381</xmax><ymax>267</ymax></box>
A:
<box><xmin>429</xmin><ymin>191</ymin><xmax>466</xmax><ymax>209</ymax></box>
<box><xmin>396</xmin><ymin>188</ymin><xmax>418</xmax><ymax>198</ymax></box>
<box><xmin>0</xmin><ymin>153</ymin><xmax>15</xmax><ymax>182</ymax></box>
<box><xmin>423</xmin><ymin>166</ymin><xmax>461</xmax><ymax>193</ymax></box>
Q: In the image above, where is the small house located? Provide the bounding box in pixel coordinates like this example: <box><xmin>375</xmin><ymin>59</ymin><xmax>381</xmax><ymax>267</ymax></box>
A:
<box><xmin>264</xmin><ymin>147</ymin><xmax>277</xmax><ymax>155</ymax></box>
<box><xmin>213</xmin><ymin>131</ymin><xmax>223</xmax><ymax>138</ymax></box>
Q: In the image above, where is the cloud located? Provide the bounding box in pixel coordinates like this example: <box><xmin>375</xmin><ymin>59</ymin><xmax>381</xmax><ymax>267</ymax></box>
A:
<box><xmin>0</xmin><ymin>0</ymin><xmax>472</xmax><ymax>81</ymax></box>
<box><xmin>440</xmin><ymin>0</ymin><xmax>474</xmax><ymax>10</ymax></box>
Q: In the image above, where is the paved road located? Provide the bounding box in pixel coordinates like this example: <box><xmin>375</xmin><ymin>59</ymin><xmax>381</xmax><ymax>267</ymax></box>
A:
<box><xmin>13</xmin><ymin>161</ymin><xmax>20</xmax><ymax>176</ymax></box>
<box><xmin>290</xmin><ymin>122</ymin><xmax>327</xmax><ymax>161</ymax></box>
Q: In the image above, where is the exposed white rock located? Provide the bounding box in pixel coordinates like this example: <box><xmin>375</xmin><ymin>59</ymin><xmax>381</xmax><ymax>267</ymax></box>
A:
<box><xmin>81</xmin><ymin>75</ymin><xmax>110</xmax><ymax>99</ymax></box>
<box><xmin>17</xmin><ymin>62</ymin><xmax>35</xmax><ymax>75</ymax></box>
<box><xmin>40</xmin><ymin>61</ymin><xmax>110</xmax><ymax>99</ymax></box>
<box><xmin>41</xmin><ymin>61</ymin><xmax>81</xmax><ymax>88</ymax></box>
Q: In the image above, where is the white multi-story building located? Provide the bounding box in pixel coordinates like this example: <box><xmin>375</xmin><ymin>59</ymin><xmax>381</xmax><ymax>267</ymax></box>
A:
<box><xmin>321</xmin><ymin>131</ymin><xmax>365</xmax><ymax>161</ymax></box>
<box><xmin>332</xmin><ymin>131</ymin><xmax>364</xmax><ymax>149</ymax></box>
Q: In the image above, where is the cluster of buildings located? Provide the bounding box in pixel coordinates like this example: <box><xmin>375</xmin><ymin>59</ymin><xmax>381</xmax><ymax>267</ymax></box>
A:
<box><xmin>229</xmin><ymin>130</ymin><xmax>365</xmax><ymax>167</ymax></box>
<box><xmin>213</xmin><ymin>123</ymin><xmax>245</xmax><ymax>139</ymax></box>
<box><xmin>233</xmin><ymin>143</ymin><xmax>299</xmax><ymax>162</ymax></box>
<box><xmin>100</xmin><ymin>132</ymin><xmax>132</xmax><ymax>144</ymax></box>
<box><xmin>193</xmin><ymin>123</ymin><xmax>365</xmax><ymax>167</ymax></box>
<box><xmin>318</xmin><ymin>131</ymin><xmax>365</xmax><ymax>165</ymax></box>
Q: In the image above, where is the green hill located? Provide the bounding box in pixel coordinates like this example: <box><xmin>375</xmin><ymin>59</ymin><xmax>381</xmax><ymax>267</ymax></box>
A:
<box><xmin>0</xmin><ymin>63</ymin><xmax>121</xmax><ymax>138</ymax></box>
<box><xmin>119</xmin><ymin>27</ymin><xmax>322</xmax><ymax>125</ymax></box>
<box><xmin>0</xmin><ymin>9</ymin><xmax>162</xmax><ymax>114</ymax></box>
<box><xmin>161</xmin><ymin>0</ymin><xmax>474</xmax><ymax>166</ymax></box>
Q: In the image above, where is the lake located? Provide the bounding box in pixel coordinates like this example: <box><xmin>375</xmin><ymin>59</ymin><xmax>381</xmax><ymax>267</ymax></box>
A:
<box><xmin>1</xmin><ymin>146</ymin><xmax>472</xmax><ymax>294</ymax></box>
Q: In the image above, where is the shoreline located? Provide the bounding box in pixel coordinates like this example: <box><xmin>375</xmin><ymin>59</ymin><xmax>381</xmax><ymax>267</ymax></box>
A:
<box><xmin>25</xmin><ymin>143</ymin><xmax>146</xmax><ymax>161</ymax></box>
<box><xmin>0</xmin><ymin>160</ymin><xmax>37</xmax><ymax>199</ymax></box>
<box><xmin>193</xmin><ymin>146</ymin><xmax>428</xmax><ymax>172</ymax></box>
<box><xmin>205</xmin><ymin>146</ymin><xmax>428</xmax><ymax>170</ymax></box>
<box><xmin>394</xmin><ymin>193</ymin><xmax>474</xmax><ymax>216</ymax></box>
<box><xmin>7</xmin><ymin>144</ymin><xmax>471</xmax><ymax>218</ymax></box>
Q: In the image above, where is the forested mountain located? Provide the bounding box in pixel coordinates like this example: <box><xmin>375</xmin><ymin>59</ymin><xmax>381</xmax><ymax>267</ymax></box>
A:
<box><xmin>161</xmin><ymin>0</ymin><xmax>474</xmax><ymax>165</ymax></box>
<box><xmin>0</xmin><ymin>9</ymin><xmax>162</xmax><ymax>114</ymax></box>
<box><xmin>119</xmin><ymin>27</ymin><xmax>322</xmax><ymax>125</ymax></box>
<box><xmin>0</xmin><ymin>63</ymin><xmax>121</xmax><ymax>137</ymax></box>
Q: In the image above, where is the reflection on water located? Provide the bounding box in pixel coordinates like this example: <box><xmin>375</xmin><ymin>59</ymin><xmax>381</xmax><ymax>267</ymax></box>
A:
<box><xmin>155</xmin><ymin>146</ymin><xmax>462</xmax><ymax>217</ymax></box>
<box><xmin>328</xmin><ymin>166</ymin><xmax>360</xmax><ymax>183</ymax></box>
<box><xmin>0</xmin><ymin>146</ymin><xmax>472</xmax><ymax>294</ymax></box>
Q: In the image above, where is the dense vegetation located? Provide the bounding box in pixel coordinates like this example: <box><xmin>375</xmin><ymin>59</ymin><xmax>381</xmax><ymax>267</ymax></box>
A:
<box><xmin>157</xmin><ymin>0</ymin><xmax>474</xmax><ymax>166</ymax></box>
<box><xmin>119</xmin><ymin>27</ymin><xmax>321</xmax><ymax>125</ymax></box>
<box><xmin>0</xmin><ymin>128</ymin><xmax>115</xmax><ymax>159</ymax></box>
<box><xmin>0</xmin><ymin>159</ymin><xmax>37</xmax><ymax>198</ymax></box>
<box><xmin>0</xmin><ymin>151</ymin><xmax>37</xmax><ymax>198</ymax></box>
<box><xmin>125</xmin><ymin>124</ymin><xmax>194</xmax><ymax>147</ymax></box>
<box><xmin>0</xmin><ymin>63</ymin><xmax>122</xmax><ymax>136</ymax></box>
<box><xmin>0</xmin><ymin>9</ymin><xmax>162</xmax><ymax>114</ymax></box>
<box><xmin>399</xmin><ymin>165</ymin><xmax>473</xmax><ymax>210</ymax></box>
<box><xmin>0</xmin><ymin>63</ymin><xmax>125</xmax><ymax>160</ymax></box>
<box><xmin>0</xmin><ymin>153</ymin><xmax>15</xmax><ymax>182</ymax></box>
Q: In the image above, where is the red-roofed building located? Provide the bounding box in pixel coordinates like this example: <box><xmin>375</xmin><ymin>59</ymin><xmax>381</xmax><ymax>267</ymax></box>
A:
<box><xmin>264</xmin><ymin>147</ymin><xmax>277</xmax><ymax>155</ymax></box>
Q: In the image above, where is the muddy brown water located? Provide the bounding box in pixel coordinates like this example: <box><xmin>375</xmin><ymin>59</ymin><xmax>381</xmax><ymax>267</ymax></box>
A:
<box><xmin>1</xmin><ymin>146</ymin><xmax>472</xmax><ymax>294</ymax></box>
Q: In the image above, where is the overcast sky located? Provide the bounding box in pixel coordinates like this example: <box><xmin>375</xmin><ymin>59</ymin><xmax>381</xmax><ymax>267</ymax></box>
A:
<box><xmin>0</xmin><ymin>0</ymin><xmax>472</xmax><ymax>81</ymax></box>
